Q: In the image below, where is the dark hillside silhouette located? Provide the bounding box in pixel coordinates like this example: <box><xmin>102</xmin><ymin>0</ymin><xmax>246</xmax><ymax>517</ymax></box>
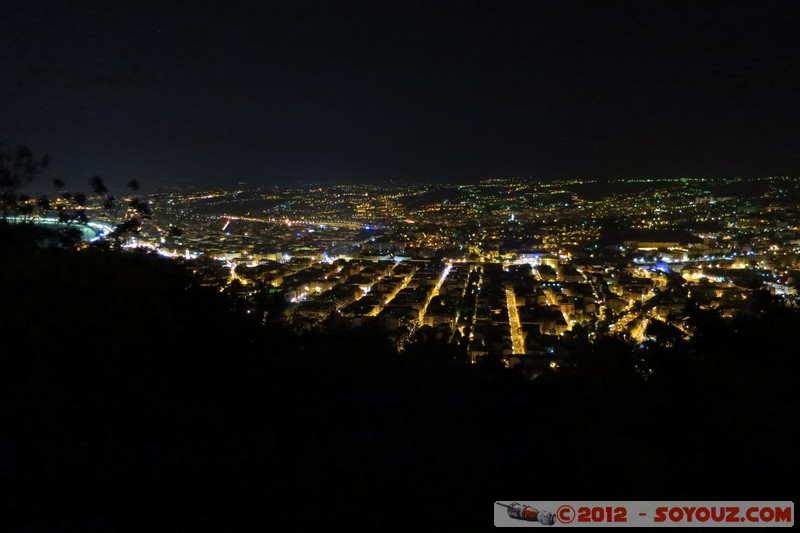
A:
<box><xmin>1</xmin><ymin>239</ymin><xmax>797</xmax><ymax>528</ymax></box>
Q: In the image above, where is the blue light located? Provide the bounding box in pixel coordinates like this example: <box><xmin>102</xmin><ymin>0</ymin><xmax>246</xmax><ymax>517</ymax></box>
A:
<box><xmin>654</xmin><ymin>261</ymin><xmax>671</xmax><ymax>273</ymax></box>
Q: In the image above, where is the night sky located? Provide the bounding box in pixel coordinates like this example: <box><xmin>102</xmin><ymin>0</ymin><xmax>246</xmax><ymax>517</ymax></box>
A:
<box><xmin>2</xmin><ymin>0</ymin><xmax>800</xmax><ymax>189</ymax></box>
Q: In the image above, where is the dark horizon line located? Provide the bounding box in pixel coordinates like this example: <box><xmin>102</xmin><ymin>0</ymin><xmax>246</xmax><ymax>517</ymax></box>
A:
<box><xmin>150</xmin><ymin>174</ymin><xmax>800</xmax><ymax>190</ymax></box>
<box><xmin>19</xmin><ymin>172</ymin><xmax>800</xmax><ymax>196</ymax></box>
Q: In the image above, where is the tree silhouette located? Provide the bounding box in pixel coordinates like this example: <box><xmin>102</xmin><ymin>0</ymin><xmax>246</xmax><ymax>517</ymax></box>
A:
<box><xmin>1</xmin><ymin>144</ymin><xmax>152</xmax><ymax>249</ymax></box>
<box><xmin>644</xmin><ymin>318</ymin><xmax>685</xmax><ymax>348</ymax></box>
<box><xmin>90</xmin><ymin>175</ymin><xmax>108</xmax><ymax>195</ymax></box>
<box><xmin>0</xmin><ymin>144</ymin><xmax>50</xmax><ymax>216</ymax></box>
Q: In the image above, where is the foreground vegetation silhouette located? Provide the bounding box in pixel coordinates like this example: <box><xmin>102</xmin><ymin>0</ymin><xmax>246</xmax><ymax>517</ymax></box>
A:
<box><xmin>1</xmin><ymin>226</ymin><xmax>797</xmax><ymax>528</ymax></box>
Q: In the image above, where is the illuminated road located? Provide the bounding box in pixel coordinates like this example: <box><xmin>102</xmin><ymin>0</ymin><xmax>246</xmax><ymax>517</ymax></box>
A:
<box><xmin>417</xmin><ymin>263</ymin><xmax>452</xmax><ymax>327</ymax></box>
<box><xmin>609</xmin><ymin>291</ymin><xmax>657</xmax><ymax>334</ymax></box>
<box><xmin>630</xmin><ymin>316</ymin><xmax>649</xmax><ymax>342</ymax></box>
<box><xmin>228</xmin><ymin>263</ymin><xmax>248</xmax><ymax>286</ymax></box>
<box><xmin>505</xmin><ymin>286</ymin><xmax>526</xmax><ymax>354</ymax></box>
<box><xmin>220</xmin><ymin>214</ymin><xmax>364</xmax><ymax>229</ymax></box>
<box><xmin>5</xmin><ymin>216</ymin><xmax>113</xmax><ymax>242</ymax></box>
<box><xmin>368</xmin><ymin>269</ymin><xmax>412</xmax><ymax>316</ymax></box>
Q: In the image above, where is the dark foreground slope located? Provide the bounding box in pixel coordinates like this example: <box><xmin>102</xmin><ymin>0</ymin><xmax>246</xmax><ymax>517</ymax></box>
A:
<box><xmin>1</xmin><ymin>246</ymin><xmax>796</xmax><ymax>529</ymax></box>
